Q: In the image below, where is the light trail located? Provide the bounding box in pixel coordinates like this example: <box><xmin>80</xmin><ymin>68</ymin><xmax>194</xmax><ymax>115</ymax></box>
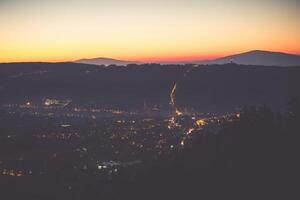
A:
<box><xmin>170</xmin><ymin>83</ymin><xmax>183</xmax><ymax>116</ymax></box>
<box><xmin>167</xmin><ymin>66</ymin><xmax>208</xmax><ymax>148</ymax></box>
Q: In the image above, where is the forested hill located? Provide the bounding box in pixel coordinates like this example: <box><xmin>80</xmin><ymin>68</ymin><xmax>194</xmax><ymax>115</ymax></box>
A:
<box><xmin>0</xmin><ymin>62</ymin><xmax>299</xmax><ymax>111</ymax></box>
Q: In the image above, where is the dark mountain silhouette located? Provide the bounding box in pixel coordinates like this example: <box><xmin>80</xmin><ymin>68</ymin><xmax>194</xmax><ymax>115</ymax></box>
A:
<box><xmin>75</xmin><ymin>57</ymin><xmax>141</xmax><ymax>66</ymax></box>
<box><xmin>75</xmin><ymin>50</ymin><xmax>300</xmax><ymax>66</ymax></box>
<box><xmin>198</xmin><ymin>50</ymin><xmax>300</xmax><ymax>66</ymax></box>
<box><xmin>0</xmin><ymin>62</ymin><xmax>299</xmax><ymax>111</ymax></box>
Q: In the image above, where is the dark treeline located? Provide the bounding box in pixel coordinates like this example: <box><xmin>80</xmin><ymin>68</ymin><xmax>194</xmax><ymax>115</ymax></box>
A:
<box><xmin>110</xmin><ymin>98</ymin><xmax>300</xmax><ymax>200</ymax></box>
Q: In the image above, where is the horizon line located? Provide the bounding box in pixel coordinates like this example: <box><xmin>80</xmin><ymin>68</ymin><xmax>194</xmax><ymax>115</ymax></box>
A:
<box><xmin>1</xmin><ymin>49</ymin><xmax>300</xmax><ymax>64</ymax></box>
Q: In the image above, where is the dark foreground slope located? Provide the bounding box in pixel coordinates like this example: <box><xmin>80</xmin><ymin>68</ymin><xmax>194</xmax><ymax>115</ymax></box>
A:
<box><xmin>0</xmin><ymin>62</ymin><xmax>299</xmax><ymax>111</ymax></box>
<box><xmin>1</xmin><ymin>101</ymin><xmax>299</xmax><ymax>200</ymax></box>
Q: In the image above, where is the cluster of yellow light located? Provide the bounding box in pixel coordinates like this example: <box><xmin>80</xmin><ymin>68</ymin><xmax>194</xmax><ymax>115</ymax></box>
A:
<box><xmin>2</xmin><ymin>169</ymin><xmax>23</xmax><ymax>177</ymax></box>
<box><xmin>180</xmin><ymin>139</ymin><xmax>185</xmax><ymax>147</ymax></box>
<box><xmin>167</xmin><ymin>116</ymin><xmax>182</xmax><ymax>130</ymax></box>
<box><xmin>196</xmin><ymin>119</ymin><xmax>206</xmax><ymax>126</ymax></box>
<box><xmin>187</xmin><ymin>128</ymin><xmax>195</xmax><ymax>135</ymax></box>
<box><xmin>175</xmin><ymin>109</ymin><xmax>183</xmax><ymax>116</ymax></box>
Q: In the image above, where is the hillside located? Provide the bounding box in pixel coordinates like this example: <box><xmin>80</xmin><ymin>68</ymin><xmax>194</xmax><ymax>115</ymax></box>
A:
<box><xmin>0</xmin><ymin>62</ymin><xmax>299</xmax><ymax>112</ymax></box>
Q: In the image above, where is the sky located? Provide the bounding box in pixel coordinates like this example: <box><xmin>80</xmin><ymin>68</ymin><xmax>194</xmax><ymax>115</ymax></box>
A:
<box><xmin>0</xmin><ymin>0</ymin><xmax>300</xmax><ymax>62</ymax></box>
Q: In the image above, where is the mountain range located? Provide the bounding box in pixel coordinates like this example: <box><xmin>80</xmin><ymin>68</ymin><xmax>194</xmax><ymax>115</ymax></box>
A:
<box><xmin>74</xmin><ymin>50</ymin><xmax>300</xmax><ymax>66</ymax></box>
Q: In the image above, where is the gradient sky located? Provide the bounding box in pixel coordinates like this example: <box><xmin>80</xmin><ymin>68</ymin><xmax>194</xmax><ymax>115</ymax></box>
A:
<box><xmin>1</xmin><ymin>0</ymin><xmax>300</xmax><ymax>62</ymax></box>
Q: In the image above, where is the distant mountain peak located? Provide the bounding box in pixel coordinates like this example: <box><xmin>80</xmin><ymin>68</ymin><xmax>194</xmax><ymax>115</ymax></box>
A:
<box><xmin>239</xmin><ymin>49</ymin><xmax>297</xmax><ymax>56</ymax></box>
<box><xmin>247</xmin><ymin>50</ymin><xmax>270</xmax><ymax>53</ymax></box>
<box><xmin>199</xmin><ymin>50</ymin><xmax>300</xmax><ymax>66</ymax></box>
<box><xmin>75</xmin><ymin>57</ymin><xmax>141</xmax><ymax>66</ymax></box>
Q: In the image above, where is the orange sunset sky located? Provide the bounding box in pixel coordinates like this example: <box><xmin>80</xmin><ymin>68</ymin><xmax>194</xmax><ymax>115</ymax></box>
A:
<box><xmin>0</xmin><ymin>0</ymin><xmax>300</xmax><ymax>62</ymax></box>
